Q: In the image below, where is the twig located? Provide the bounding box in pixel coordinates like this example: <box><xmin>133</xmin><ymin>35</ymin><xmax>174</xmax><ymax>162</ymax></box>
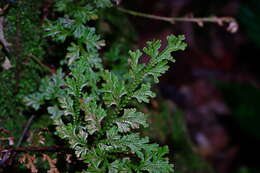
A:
<box><xmin>28</xmin><ymin>54</ymin><xmax>53</xmax><ymax>74</ymax></box>
<box><xmin>16</xmin><ymin>115</ymin><xmax>36</xmax><ymax>148</ymax></box>
<box><xmin>1</xmin><ymin>115</ymin><xmax>35</xmax><ymax>166</ymax></box>
<box><xmin>9</xmin><ymin>145</ymin><xmax>69</xmax><ymax>153</ymax></box>
<box><xmin>117</xmin><ymin>7</ymin><xmax>238</xmax><ymax>33</ymax></box>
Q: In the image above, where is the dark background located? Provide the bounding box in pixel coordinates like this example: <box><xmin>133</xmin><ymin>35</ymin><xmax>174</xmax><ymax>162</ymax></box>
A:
<box><xmin>121</xmin><ymin>0</ymin><xmax>260</xmax><ymax>173</ymax></box>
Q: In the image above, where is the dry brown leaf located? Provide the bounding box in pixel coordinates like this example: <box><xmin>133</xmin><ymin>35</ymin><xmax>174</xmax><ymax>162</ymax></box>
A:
<box><xmin>42</xmin><ymin>154</ymin><xmax>60</xmax><ymax>173</ymax></box>
<box><xmin>19</xmin><ymin>154</ymin><xmax>38</xmax><ymax>173</ymax></box>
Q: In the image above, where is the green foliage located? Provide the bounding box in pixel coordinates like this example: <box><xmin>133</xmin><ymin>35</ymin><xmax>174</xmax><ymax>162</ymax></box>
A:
<box><xmin>100</xmin><ymin>8</ymin><xmax>137</xmax><ymax>76</ymax></box>
<box><xmin>24</xmin><ymin>0</ymin><xmax>187</xmax><ymax>172</ymax></box>
<box><xmin>47</xmin><ymin>34</ymin><xmax>185</xmax><ymax>172</ymax></box>
<box><xmin>0</xmin><ymin>2</ymin><xmax>61</xmax><ymax>172</ymax></box>
<box><xmin>0</xmin><ymin>0</ymin><xmax>47</xmax><ymax>141</ymax></box>
<box><xmin>113</xmin><ymin>108</ymin><xmax>148</xmax><ymax>133</ymax></box>
<box><xmin>24</xmin><ymin>70</ymin><xmax>65</xmax><ymax>110</ymax></box>
<box><xmin>0</xmin><ymin>0</ymin><xmax>191</xmax><ymax>172</ymax></box>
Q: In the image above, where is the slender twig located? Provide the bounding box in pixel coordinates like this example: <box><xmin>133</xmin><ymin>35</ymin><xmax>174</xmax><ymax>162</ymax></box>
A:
<box><xmin>117</xmin><ymin>7</ymin><xmax>236</xmax><ymax>24</ymax></box>
<box><xmin>117</xmin><ymin>7</ymin><xmax>238</xmax><ymax>33</ymax></box>
<box><xmin>28</xmin><ymin>54</ymin><xmax>53</xmax><ymax>74</ymax></box>
<box><xmin>16</xmin><ymin>115</ymin><xmax>36</xmax><ymax>148</ymax></box>
<box><xmin>7</xmin><ymin>145</ymin><xmax>69</xmax><ymax>153</ymax></box>
<box><xmin>0</xmin><ymin>115</ymin><xmax>36</xmax><ymax>166</ymax></box>
<box><xmin>118</xmin><ymin>7</ymin><xmax>174</xmax><ymax>23</ymax></box>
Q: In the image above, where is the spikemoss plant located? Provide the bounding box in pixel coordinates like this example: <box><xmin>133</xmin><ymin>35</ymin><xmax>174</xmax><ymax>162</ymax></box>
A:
<box><xmin>25</xmin><ymin>0</ymin><xmax>187</xmax><ymax>172</ymax></box>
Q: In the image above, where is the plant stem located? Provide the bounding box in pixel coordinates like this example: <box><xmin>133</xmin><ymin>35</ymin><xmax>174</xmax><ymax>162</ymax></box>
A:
<box><xmin>16</xmin><ymin>115</ymin><xmax>36</xmax><ymax>148</ymax></box>
<box><xmin>28</xmin><ymin>54</ymin><xmax>53</xmax><ymax>74</ymax></box>
<box><xmin>117</xmin><ymin>7</ymin><xmax>237</xmax><ymax>26</ymax></box>
<box><xmin>9</xmin><ymin>145</ymin><xmax>68</xmax><ymax>153</ymax></box>
<box><xmin>0</xmin><ymin>115</ymin><xmax>36</xmax><ymax>166</ymax></box>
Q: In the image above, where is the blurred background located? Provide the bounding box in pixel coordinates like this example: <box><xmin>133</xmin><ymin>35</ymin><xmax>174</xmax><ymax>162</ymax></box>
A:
<box><xmin>120</xmin><ymin>0</ymin><xmax>260</xmax><ymax>173</ymax></box>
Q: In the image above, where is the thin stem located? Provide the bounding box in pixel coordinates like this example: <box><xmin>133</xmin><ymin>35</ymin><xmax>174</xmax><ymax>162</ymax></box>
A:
<box><xmin>118</xmin><ymin>7</ymin><xmax>172</xmax><ymax>23</ymax></box>
<box><xmin>16</xmin><ymin>115</ymin><xmax>36</xmax><ymax>148</ymax></box>
<box><xmin>28</xmin><ymin>54</ymin><xmax>53</xmax><ymax>74</ymax></box>
<box><xmin>0</xmin><ymin>115</ymin><xmax>36</xmax><ymax>166</ymax></box>
<box><xmin>117</xmin><ymin>7</ymin><xmax>237</xmax><ymax>28</ymax></box>
<box><xmin>8</xmin><ymin>145</ymin><xmax>68</xmax><ymax>153</ymax></box>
